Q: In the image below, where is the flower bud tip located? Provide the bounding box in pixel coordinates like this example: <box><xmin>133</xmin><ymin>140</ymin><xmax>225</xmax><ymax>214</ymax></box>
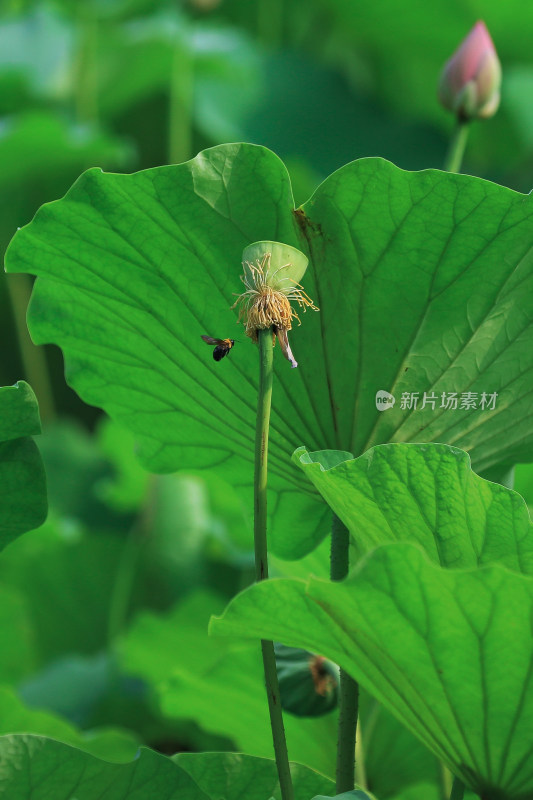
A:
<box><xmin>438</xmin><ymin>21</ymin><xmax>501</xmax><ymax>121</ymax></box>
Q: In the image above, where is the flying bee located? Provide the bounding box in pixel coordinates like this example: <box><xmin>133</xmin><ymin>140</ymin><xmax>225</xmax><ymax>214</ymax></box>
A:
<box><xmin>201</xmin><ymin>335</ymin><xmax>235</xmax><ymax>362</ymax></box>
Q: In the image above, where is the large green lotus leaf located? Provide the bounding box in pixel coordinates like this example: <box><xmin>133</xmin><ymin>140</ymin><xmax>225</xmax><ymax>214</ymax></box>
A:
<box><xmin>6</xmin><ymin>145</ymin><xmax>533</xmax><ymax>558</ymax></box>
<box><xmin>118</xmin><ymin>589</ymin><xmax>337</xmax><ymax>778</ymax></box>
<box><xmin>3</xmin><ymin>143</ymin><xmax>324</xmax><ymax>557</ymax></box>
<box><xmin>211</xmin><ymin>545</ymin><xmax>533</xmax><ymax>799</ymax></box>
<box><xmin>0</xmin><ymin>735</ymin><xmax>333</xmax><ymax>800</ymax></box>
<box><xmin>298</xmin><ymin>157</ymin><xmax>533</xmax><ymax>474</ymax></box>
<box><xmin>0</xmin><ymin>382</ymin><xmax>47</xmax><ymax>549</ymax></box>
<box><xmin>294</xmin><ymin>443</ymin><xmax>533</xmax><ymax>572</ymax></box>
<box><xmin>0</xmin><ymin>735</ymin><xmax>207</xmax><ymax>799</ymax></box>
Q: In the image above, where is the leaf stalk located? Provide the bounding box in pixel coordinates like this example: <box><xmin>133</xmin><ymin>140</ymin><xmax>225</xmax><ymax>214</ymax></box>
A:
<box><xmin>168</xmin><ymin>36</ymin><xmax>193</xmax><ymax>165</ymax></box>
<box><xmin>443</xmin><ymin>120</ymin><xmax>470</xmax><ymax>173</ymax></box>
<box><xmin>254</xmin><ymin>327</ymin><xmax>294</xmax><ymax>800</ymax></box>
<box><xmin>331</xmin><ymin>513</ymin><xmax>359</xmax><ymax>793</ymax></box>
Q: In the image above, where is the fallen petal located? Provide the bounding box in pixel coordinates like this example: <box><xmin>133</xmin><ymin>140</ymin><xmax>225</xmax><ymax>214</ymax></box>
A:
<box><xmin>276</xmin><ymin>327</ymin><xmax>298</xmax><ymax>369</ymax></box>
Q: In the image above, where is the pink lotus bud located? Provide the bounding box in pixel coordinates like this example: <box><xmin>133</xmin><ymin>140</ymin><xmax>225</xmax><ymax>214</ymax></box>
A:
<box><xmin>438</xmin><ymin>21</ymin><xmax>501</xmax><ymax>120</ymax></box>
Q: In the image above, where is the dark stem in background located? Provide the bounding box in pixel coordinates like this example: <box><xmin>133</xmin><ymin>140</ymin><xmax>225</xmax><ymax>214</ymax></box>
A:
<box><xmin>254</xmin><ymin>327</ymin><xmax>294</xmax><ymax>800</ymax></box>
<box><xmin>107</xmin><ymin>476</ymin><xmax>157</xmax><ymax>648</ymax></box>
<box><xmin>443</xmin><ymin>119</ymin><xmax>470</xmax><ymax>173</ymax></box>
<box><xmin>6</xmin><ymin>274</ymin><xmax>55</xmax><ymax>422</ymax></box>
<box><xmin>450</xmin><ymin>776</ymin><xmax>465</xmax><ymax>800</ymax></box>
<box><xmin>168</xmin><ymin>36</ymin><xmax>193</xmax><ymax>165</ymax></box>
<box><xmin>74</xmin><ymin>6</ymin><xmax>99</xmax><ymax>125</ymax></box>
<box><xmin>331</xmin><ymin>513</ymin><xmax>359</xmax><ymax>793</ymax></box>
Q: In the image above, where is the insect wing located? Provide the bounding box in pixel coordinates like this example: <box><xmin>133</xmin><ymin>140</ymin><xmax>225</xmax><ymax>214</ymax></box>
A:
<box><xmin>201</xmin><ymin>335</ymin><xmax>224</xmax><ymax>345</ymax></box>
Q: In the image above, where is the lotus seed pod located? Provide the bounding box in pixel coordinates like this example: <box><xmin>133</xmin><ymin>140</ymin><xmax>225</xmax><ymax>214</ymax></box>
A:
<box><xmin>232</xmin><ymin>241</ymin><xmax>318</xmax><ymax>367</ymax></box>
<box><xmin>275</xmin><ymin>643</ymin><xmax>339</xmax><ymax>717</ymax></box>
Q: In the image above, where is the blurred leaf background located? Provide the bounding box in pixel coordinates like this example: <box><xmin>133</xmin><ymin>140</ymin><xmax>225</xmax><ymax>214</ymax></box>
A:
<box><xmin>1</xmin><ymin>0</ymin><xmax>532</xmax><ymax>795</ymax></box>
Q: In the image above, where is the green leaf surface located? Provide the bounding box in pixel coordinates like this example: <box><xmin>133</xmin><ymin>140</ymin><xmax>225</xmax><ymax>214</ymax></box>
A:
<box><xmin>0</xmin><ymin>736</ymin><xmax>333</xmax><ymax>800</ymax></box>
<box><xmin>118</xmin><ymin>589</ymin><xmax>337</xmax><ymax>777</ymax></box>
<box><xmin>388</xmin><ymin>786</ymin><xmax>450</xmax><ymax>800</ymax></box>
<box><xmin>175</xmin><ymin>752</ymin><xmax>335</xmax><ymax>800</ymax></box>
<box><xmin>96</xmin><ymin>416</ymin><xmax>150</xmax><ymax>511</ymax></box>
<box><xmin>0</xmin><ymin>382</ymin><xmax>46</xmax><ymax>548</ymax></box>
<box><xmin>359</xmin><ymin>691</ymin><xmax>441</xmax><ymax>800</ymax></box>
<box><xmin>211</xmin><ymin>545</ymin><xmax>533</xmax><ymax>799</ymax></box>
<box><xmin>0</xmin><ymin>735</ymin><xmax>207</xmax><ymax>799</ymax></box>
<box><xmin>37</xmin><ymin>419</ymin><xmax>134</xmax><ymax>531</ymax></box>
<box><xmin>0</xmin><ymin>381</ymin><xmax>41</xmax><ymax>442</ymax></box>
<box><xmin>515</xmin><ymin>462</ymin><xmax>533</xmax><ymax>509</ymax></box>
<box><xmin>311</xmin><ymin>792</ymin><xmax>376</xmax><ymax>800</ymax></box>
<box><xmin>294</xmin><ymin>442</ymin><xmax>533</xmax><ymax>572</ymax></box>
<box><xmin>19</xmin><ymin>651</ymin><xmax>113</xmax><ymax>727</ymax></box>
<box><xmin>0</xmin><ymin>520</ymin><xmax>134</xmax><ymax>663</ymax></box>
<box><xmin>0</xmin><ymin>686</ymin><xmax>139</xmax><ymax>763</ymax></box>
<box><xmin>6</xmin><ymin>145</ymin><xmax>533</xmax><ymax>558</ymax></box>
<box><xmin>299</xmin><ymin>158</ymin><xmax>533</xmax><ymax>475</ymax></box>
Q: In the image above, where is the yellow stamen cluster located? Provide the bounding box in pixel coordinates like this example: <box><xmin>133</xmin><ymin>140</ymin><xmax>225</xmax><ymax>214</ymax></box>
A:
<box><xmin>232</xmin><ymin>253</ymin><xmax>318</xmax><ymax>341</ymax></box>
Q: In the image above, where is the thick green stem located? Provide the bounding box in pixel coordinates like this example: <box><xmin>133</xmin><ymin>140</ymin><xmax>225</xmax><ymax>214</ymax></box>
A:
<box><xmin>450</xmin><ymin>776</ymin><xmax>465</xmax><ymax>800</ymax></box>
<box><xmin>331</xmin><ymin>513</ymin><xmax>359</xmax><ymax>793</ymax></box>
<box><xmin>254</xmin><ymin>328</ymin><xmax>274</xmax><ymax>581</ymax></box>
<box><xmin>254</xmin><ymin>327</ymin><xmax>293</xmax><ymax>800</ymax></box>
<box><xmin>443</xmin><ymin>119</ymin><xmax>470</xmax><ymax>173</ymax></box>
